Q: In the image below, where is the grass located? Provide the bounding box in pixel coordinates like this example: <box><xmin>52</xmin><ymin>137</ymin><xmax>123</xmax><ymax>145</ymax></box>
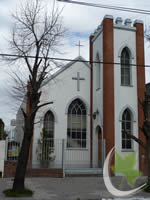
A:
<box><xmin>3</xmin><ymin>188</ymin><xmax>33</xmax><ymax>197</ymax></box>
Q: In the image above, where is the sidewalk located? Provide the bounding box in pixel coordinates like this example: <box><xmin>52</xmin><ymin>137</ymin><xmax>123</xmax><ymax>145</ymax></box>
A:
<box><xmin>0</xmin><ymin>177</ymin><xmax>149</xmax><ymax>200</ymax></box>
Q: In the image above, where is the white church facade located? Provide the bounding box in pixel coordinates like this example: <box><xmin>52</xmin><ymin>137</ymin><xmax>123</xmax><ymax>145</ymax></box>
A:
<box><xmin>32</xmin><ymin>57</ymin><xmax>92</xmax><ymax>169</ymax></box>
<box><xmin>15</xmin><ymin>15</ymin><xmax>146</xmax><ymax>175</ymax></box>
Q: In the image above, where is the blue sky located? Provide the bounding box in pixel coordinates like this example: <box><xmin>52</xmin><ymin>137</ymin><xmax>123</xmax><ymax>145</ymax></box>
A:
<box><xmin>0</xmin><ymin>0</ymin><xmax>150</xmax><ymax>128</ymax></box>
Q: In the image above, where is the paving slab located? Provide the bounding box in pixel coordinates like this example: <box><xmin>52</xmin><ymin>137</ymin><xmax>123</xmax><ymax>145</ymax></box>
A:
<box><xmin>0</xmin><ymin>177</ymin><xmax>149</xmax><ymax>200</ymax></box>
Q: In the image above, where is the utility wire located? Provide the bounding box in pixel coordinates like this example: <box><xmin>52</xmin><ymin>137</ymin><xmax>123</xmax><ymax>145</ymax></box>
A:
<box><xmin>1</xmin><ymin>53</ymin><xmax>150</xmax><ymax>68</ymax></box>
<box><xmin>57</xmin><ymin>0</ymin><xmax>150</xmax><ymax>15</ymax></box>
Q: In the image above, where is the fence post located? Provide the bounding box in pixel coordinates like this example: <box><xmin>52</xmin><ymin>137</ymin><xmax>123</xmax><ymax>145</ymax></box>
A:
<box><xmin>62</xmin><ymin>139</ymin><xmax>65</xmax><ymax>178</ymax></box>
<box><xmin>5</xmin><ymin>137</ymin><xmax>8</xmax><ymax>161</ymax></box>
<box><xmin>102</xmin><ymin>139</ymin><xmax>106</xmax><ymax>167</ymax></box>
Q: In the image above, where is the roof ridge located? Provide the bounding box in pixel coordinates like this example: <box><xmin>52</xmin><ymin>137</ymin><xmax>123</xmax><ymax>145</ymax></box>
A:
<box><xmin>41</xmin><ymin>56</ymin><xmax>90</xmax><ymax>87</ymax></box>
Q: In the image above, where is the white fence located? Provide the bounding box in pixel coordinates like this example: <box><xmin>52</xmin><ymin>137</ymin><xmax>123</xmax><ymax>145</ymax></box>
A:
<box><xmin>32</xmin><ymin>139</ymin><xmax>64</xmax><ymax>169</ymax></box>
<box><xmin>5</xmin><ymin>138</ymin><xmax>106</xmax><ymax>171</ymax></box>
<box><xmin>5</xmin><ymin>138</ymin><xmax>20</xmax><ymax>161</ymax></box>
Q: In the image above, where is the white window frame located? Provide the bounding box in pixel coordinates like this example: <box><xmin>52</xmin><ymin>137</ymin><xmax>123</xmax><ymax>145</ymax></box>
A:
<box><xmin>67</xmin><ymin>99</ymin><xmax>87</xmax><ymax>149</ymax></box>
<box><xmin>121</xmin><ymin>47</ymin><xmax>132</xmax><ymax>86</ymax></box>
<box><xmin>121</xmin><ymin>109</ymin><xmax>133</xmax><ymax>151</ymax></box>
<box><xmin>96</xmin><ymin>54</ymin><xmax>101</xmax><ymax>90</ymax></box>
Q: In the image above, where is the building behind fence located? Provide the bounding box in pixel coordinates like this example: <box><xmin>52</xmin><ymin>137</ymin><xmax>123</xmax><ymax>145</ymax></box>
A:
<box><xmin>4</xmin><ymin>138</ymin><xmax>105</xmax><ymax>177</ymax></box>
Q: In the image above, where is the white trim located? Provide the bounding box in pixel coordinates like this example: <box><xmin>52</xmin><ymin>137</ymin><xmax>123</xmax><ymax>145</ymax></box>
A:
<box><xmin>95</xmin><ymin>124</ymin><xmax>103</xmax><ymax>140</ymax></box>
<box><xmin>92</xmin><ymin>27</ymin><xmax>103</xmax><ymax>42</ymax></box>
<box><xmin>65</xmin><ymin>96</ymin><xmax>90</xmax><ymax>115</ymax></box>
<box><xmin>104</xmin><ymin>15</ymin><xmax>113</xmax><ymax>20</ymax></box>
<box><xmin>120</xmin><ymin>46</ymin><xmax>133</xmax><ymax>86</ymax></box>
<box><xmin>115</xmin><ymin>17</ymin><xmax>123</xmax><ymax>25</ymax></box>
<box><xmin>114</xmin><ymin>24</ymin><xmax>136</xmax><ymax>32</ymax></box>
<box><xmin>42</xmin><ymin>108</ymin><xmax>58</xmax><ymax>123</ymax></box>
<box><xmin>93</xmin><ymin>109</ymin><xmax>103</xmax><ymax>128</ymax></box>
<box><xmin>119</xmin><ymin>105</ymin><xmax>136</xmax><ymax>122</ymax></box>
<box><xmin>134</xmin><ymin>20</ymin><xmax>143</xmax><ymax>25</ymax></box>
<box><xmin>96</xmin><ymin>51</ymin><xmax>102</xmax><ymax>61</ymax></box>
<box><xmin>95</xmin><ymin>53</ymin><xmax>101</xmax><ymax>90</ymax></box>
<box><xmin>42</xmin><ymin>56</ymin><xmax>90</xmax><ymax>87</ymax></box>
<box><xmin>118</xmin><ymin>44</ymin><xmax>135</xmax><ymax>59</ymax></box>
<box><xmin>120</xmin><ymin>109</ymin><xmax>134</xmax><ymax>151</ymax></box>
<box><xmin>66</xmin><ymin>98</ymin><xmax>88</xmax><ymax>150</ymax></box>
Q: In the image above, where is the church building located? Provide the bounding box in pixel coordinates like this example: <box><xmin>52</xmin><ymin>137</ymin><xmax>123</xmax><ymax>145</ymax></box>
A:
<box><xmin>15</xmin><ymin>15</ymin><xmax>146</xmax><ymax>175</ymax></box>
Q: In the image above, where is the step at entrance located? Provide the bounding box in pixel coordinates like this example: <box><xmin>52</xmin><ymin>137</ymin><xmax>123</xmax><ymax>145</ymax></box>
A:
<box><xmin>65</xmin><ymin>168</ymin><xmax>103</xmax><ymax>176</ymax></box>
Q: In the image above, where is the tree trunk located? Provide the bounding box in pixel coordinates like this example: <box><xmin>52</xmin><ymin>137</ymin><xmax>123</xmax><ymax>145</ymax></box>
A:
<box><xmin>12</xmin><ymin>118</ymin><xmax>33</xmax><ymax>192</ymax></box>
<box><xmin>147</xmin><ymin>139</ymin><xmax>150</xmax><ymax>184</ymax></box>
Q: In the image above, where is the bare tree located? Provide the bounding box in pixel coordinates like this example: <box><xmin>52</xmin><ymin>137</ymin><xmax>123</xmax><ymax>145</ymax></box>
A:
<box><xmin>4</xmin><ymin>0</ymin><xmax>66</xmax><ymax>193</ymax></box>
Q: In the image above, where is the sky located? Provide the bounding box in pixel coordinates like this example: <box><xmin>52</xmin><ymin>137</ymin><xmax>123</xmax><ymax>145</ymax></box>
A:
<box><xmin>0</xmin><ymin>0</ymin><xmax>150</xmax><ymax>128</ymax></box>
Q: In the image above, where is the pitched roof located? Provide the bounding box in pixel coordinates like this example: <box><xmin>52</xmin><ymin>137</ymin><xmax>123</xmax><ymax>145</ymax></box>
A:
<box><xmin>42</xmin><ymin>56</ymin><xmax>90</xmax><ymax>87</ymax></box>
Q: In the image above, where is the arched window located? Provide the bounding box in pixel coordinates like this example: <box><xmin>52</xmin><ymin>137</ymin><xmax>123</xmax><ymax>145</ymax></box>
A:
<box><xmin>96</xmin><ymin>54</ymin><xmax>101</xmax><ymax>89</ymax></box>
<box><xmin>67</xmin><ymin>98</ymin><xmax>86</xmax><ymax>148</ymax></box>
<box><xmin>43</xmin><ymin>111</ymin><xmax>54</xmax><ymax>147</ymax></box>
<box><xmin>121</xmin><ymin>47</ymin><xmax>131</xmax><ymax>86</ymax></box>
<box><xmin>122</xmin><ymin>109</ymin><xmax>132</xmax><ymax>150</ymax></box>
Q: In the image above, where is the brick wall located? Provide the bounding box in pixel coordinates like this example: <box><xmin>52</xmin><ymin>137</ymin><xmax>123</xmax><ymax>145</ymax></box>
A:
<box><xmin>134</xmin><ymin>22</ymin><xmax>147</xmax><ymax>176</ymax></box>
<box><xmin>103</xmin><ymin>17</ymin><xmax>115</xmax><ymax>156</ymax></box>
<box><xmin>4</xmin><ymin>161</ymin><xmax>63</xmax><ymax>178</ymax></box>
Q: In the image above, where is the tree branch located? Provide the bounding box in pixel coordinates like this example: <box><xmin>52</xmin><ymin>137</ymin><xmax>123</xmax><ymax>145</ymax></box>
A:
<box><xmin>21</xmin><ymin>108</ymin><xmax>27</xmax><ymax>119</ymax></box>
<box><xmin>34</xmin><ymin>120</ymin><xmax>40</xmax><ymax>125</ymax></box>
<box><xmin>31</xmin><ymin>101</ymin><xmax>53</xmax><ymax>116</ymax></box>
<box><xmin>37</xmin><ymin>101</ymin><xmax>53</xmax><ymax>110</ymax></box>
<box><xmin>124</xmin><ymin>130</ymin><xmax>147</xmax><ymax>150</ymax></box>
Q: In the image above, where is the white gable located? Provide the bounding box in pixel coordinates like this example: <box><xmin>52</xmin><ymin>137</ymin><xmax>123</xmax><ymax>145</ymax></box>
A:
<box><xmin>32</xmin><ymin>56</ymin><xmax>91</xmax><ymax>166</ymax></box>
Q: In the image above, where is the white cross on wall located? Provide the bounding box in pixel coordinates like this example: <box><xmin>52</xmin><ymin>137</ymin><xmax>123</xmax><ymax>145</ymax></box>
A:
<box><xmin>72</xmin><ymin>72</ymin><xmax>85</xmax><ymax>91</ymax></box>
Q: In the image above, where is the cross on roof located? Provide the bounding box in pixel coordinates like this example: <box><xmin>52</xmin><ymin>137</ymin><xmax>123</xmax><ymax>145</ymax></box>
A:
<box><xmin>76</xmin><ymin>40</ymin><xmax>84</xmax><ymax>56</ymax></box>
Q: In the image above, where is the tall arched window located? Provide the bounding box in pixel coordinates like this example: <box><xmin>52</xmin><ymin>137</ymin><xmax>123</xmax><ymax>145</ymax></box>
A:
<box><xmin>122</xmin><ymin>109</ymin><xmax>132</xmax><ymax>150</ymax></box>
<box><xmin>96</xmin><ymin>54</ymin><xmax>101</xmax><ymax>89</ymax></box>
<box><xmin>121</xmin><ymin>47</ymin><xmax>131</xmax><ymax>86</ymax></box>
<box><xmin>43</xmin><ymin>111</ymin><xmax>54</xmax><ymax>147</ymax></box>
<box><xmin>67</xmin><ymin>98</ymin><xmax>86</xmax><ymax>148</ymax></box>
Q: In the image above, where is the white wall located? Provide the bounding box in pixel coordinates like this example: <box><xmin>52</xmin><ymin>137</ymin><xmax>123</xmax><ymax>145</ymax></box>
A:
<box><xmin>0</xmin><ymin>140</ymin><xmax>6</xmax><ymax>177</ymax></box>
<box><xmin>32</xmin><ymin>60</ymin><xmax>91</xmax><ymax>167</ymax></box>
<box><xmin>91</xmin><ymin>20</ymin><xmax>140</xmax><ymax>169</ymax></box>
<box><xmin>92</xmin><ymin>30</ymin><xmax>104</xmax><ymax>167</ymax></box>
<box><xmin>114</xmin><ymin>26</ymin><xmax>139</xmax><ymax>169</ymax></box>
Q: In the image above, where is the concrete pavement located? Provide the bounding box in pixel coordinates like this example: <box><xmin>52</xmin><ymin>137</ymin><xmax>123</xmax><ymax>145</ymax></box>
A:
<box><xmin>0</xmin><ymin>177</ymin><xmax>150</xmax><ymax>200</ymax></box>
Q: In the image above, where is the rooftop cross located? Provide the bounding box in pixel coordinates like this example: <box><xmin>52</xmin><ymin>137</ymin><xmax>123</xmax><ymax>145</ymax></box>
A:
<box><xmin>76</xmin><ymin>40</ymin><xmax>84</xmax><ymax>56</ymax></box>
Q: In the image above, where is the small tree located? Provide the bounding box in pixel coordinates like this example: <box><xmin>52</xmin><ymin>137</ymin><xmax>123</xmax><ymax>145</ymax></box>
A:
<box><xmin>0</xmin><ymin>119</ymin><xmax>8</xmax><ymax>140</ymax></box>
<box><xmin>4</xmin><ymin>0</ymin><xmax>66</xmax><ymax>193</ymax></box>
<box><xmin>36</xmin><ymin>128</ymin><xmax>55</xmax><ymax>167</ymax></box>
